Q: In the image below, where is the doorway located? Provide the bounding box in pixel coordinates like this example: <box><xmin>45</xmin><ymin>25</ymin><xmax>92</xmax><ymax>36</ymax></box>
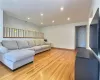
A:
<box><xmin>75</xmin><ymin>25</ymin><xmax>86</xmax><ymax>49</ymax></box>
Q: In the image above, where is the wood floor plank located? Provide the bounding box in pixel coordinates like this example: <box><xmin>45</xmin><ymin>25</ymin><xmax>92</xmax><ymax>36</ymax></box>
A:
<box><xmin>0</xmin><ymin>49</ymin><xmax>76</xmax><ymax>80</ymax></box>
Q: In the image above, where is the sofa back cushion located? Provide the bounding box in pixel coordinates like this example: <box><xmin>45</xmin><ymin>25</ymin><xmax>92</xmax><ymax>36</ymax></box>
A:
<box><xmin>35</xmin><ymin>39</ymin><xmax>41</xmax><ymax>46</ymax></box>
<box><xmin>17</xmin><ymin>40</ymin><xmax>29</xmax><ymax>49</ymax></box>
<box><xmin>28</xmin><ymin>40</ymin><xmax>35</xmax><ymax>47</ymax></box>
<box><xmin>40</xmin><ymin>39</ymin><xmax>45</xmax><ymax>45</ymax></box>
<box><xmin>2</xmin><ymin>40</ymin><xmax>18</xmax><ymax>50</ymax></box>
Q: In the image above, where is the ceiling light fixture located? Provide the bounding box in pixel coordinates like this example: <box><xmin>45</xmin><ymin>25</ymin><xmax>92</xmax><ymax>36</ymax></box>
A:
<box><xmin>67</xmin><ymin>17</ymin><xmax>70</xmax><ymax>21</ymax></box>
<box><xmin>52</xmin><ymin>20</ymin><xmax>55</xmax><ymax>23</ymax></box>
<box><xmin>40</xmin><ymin>13</ymin><xmax>43</xmax><ymax>16</ymax></box>
<box><xmin>28</xmin><ymin>18</ymin><xmax>30</xmax><ymax>20</ymax></box>
<box><xmin>41</xmin><ymin>22</ymin><xmax>43</xmax><ymax>24</ymax></box>
<box><xmin>60</xmin><ymin>6</ymin><xmax>64</xmax><ymax>11</ymax></box>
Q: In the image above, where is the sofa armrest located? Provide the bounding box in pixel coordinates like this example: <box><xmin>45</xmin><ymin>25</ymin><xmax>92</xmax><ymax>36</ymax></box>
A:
<box><xmin>0</xmin><ymin>46</ymin><xmax>8</xmax><ymax>54</ymax></box>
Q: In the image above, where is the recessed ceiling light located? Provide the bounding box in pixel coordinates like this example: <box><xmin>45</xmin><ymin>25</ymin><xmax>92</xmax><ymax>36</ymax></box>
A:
<box><xmin>52</xmin><ymin>20</ymin><xmax>55</xmax><ymax>23</ymax></box>
<box><xmin>67</xmin><ymin>17</ymin><xmax>70</xmax><ymax>21</ymax></box>
<box><xmin>60</xmin><ymin>6</ymin><xmax>64</xmax><ymax>11</ymax></box>
<box><xmin>41</xmin><ymin>22</ymin><xmax>43</xmax><ymax>24</ymax></box>
<box><xmin>40</xmin><ymin>13</ymin><xmax>43</xmax><ymax>16</ymax></box>
<box><xmin>28</xmin><ymin>18</ymin><xmax>30</xmax><ymax>20</ymax></box>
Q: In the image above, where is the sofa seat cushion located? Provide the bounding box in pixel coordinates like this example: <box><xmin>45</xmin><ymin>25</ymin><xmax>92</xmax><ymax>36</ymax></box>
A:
<box><xmin>33</xmin><ymin>46</ymin><xmax>42</xmax><ymax>51</ymax></box>
<box><xmin>28</xmin><ymin>46</ymin><xmax>42</xmax><ymax>51</ymax></box>
<box><xmin>4</xmin><ymin>49</ymin><xmax>35</xmax><ymax>62</ymax></box>
<box><xmin>41</xmin><ymin>45</ymin><xmax>50</xmax><ymax>49</ymax></box>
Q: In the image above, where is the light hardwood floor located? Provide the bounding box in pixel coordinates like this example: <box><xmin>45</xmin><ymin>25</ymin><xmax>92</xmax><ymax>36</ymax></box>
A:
<box><xmin>0</xmin><ymin>49</ymin><xmax>76</xmax><ymax>80</ymax></box>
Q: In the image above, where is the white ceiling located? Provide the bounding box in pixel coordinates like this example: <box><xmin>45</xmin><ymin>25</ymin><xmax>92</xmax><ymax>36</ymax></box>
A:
<box><xmin>0</xmin><ymin>0</ymin><xmax>92</xmax><ymax>27</ymax></box>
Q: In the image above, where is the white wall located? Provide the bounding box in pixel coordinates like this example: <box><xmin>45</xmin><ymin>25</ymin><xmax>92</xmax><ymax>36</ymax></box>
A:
<box><xmin>86</xmin><ymin>0</ymin><xmax>100</xmax><ymax>49</ymax></box>
<box><xmin>41</xmin><ymin>22</ymin><xmax>87</xmax><ymax>49</ymax></box>
<box><xmin>3</xmin><ymin>13</ymin><xmax>40</xmax><ymax>40</ymax></box>
<box><xmin>0</xmin><ymin>9</ymin><xmax>3</xmax><ymax>41</ymax></box>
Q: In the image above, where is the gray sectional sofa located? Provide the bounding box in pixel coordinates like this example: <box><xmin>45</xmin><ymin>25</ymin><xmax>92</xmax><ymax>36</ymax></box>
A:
<box><xmin>0</xmin><ymin>39</ymin><xmax>51</xmax><ymax>70</ymax></box>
